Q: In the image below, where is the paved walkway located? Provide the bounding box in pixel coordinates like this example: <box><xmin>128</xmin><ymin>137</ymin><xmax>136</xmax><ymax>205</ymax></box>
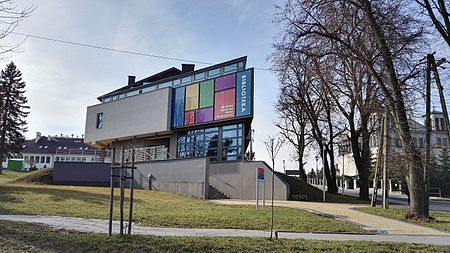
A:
<box><xmin>212</xmin><ymin>200</ymin><xmax>449</xmax><ymax>236</ymax></box>
<box><xmin>1</xmin><ymin>214</ymin><xmax>450</xmax><ymax>246</ymax></box>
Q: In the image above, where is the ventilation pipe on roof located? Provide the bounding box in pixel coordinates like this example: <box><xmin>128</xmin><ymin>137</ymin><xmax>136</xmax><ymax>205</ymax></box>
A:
<box><xmin>182</xmin><ymin>64</ymin><xmax>195</xmax><ymax>73</ymax></box>
<box><xmin>128</xmin><ymin>75</ymin><xmax>136</xmax><ymax>86</ymax></box>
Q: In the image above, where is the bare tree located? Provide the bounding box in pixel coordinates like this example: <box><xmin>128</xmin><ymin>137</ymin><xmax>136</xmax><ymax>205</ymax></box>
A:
<box><xmin>263</xmin><ymin>135</ymin><xmax>283</xmax><ymax>240</ymax></box>
<box><xmin>272</xmin><ymin>0</ymin><xmax>429</xmax><ymax>217</ymax></box>
<box><xmin>417</xmin><ymin>0</ymin><xmax>450</xmax><ymax>48</ymax></box>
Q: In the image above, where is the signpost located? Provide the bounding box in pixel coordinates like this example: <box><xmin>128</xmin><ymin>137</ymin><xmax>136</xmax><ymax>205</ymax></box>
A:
<box><xmin>256</xmin><ymin>167</ymin><xmax>265</xmax><ymax>210</ymax></box>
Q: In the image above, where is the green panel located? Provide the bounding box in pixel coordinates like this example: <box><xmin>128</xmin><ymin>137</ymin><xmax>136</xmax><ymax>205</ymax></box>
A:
<box><xmin>7</xmin><ymin>160</ymin><xmax>23</xmax><ymax>171</ymax></box>
<box><xmin>199</xmin><ymin>80</ymin><xmax>214</xmax><ymax>108</ymax></box>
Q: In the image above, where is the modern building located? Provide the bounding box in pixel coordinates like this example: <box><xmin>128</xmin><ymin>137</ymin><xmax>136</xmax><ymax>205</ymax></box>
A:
<box><xmin>336</xmin><ymin>109</ymin><xmax>450</xmax><ymax>190</ymax></box>
<box><xmin>83</xmin><ymin>56</ymin><xmax>290</xmax><ymax>199</ymax></box>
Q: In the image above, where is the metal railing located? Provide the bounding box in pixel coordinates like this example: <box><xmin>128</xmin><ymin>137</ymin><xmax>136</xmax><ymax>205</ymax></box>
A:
<box><xmin>124</xmin><ymin>146</ymin><xmax>175</xmax><ymax>163</ymax></box>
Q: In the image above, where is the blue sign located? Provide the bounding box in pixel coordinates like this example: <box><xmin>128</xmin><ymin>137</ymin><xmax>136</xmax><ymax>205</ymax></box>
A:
<box><xmin>236</xmin><ymin>69</ymin><xmax>252</xmax><ymax>117</ymax></box>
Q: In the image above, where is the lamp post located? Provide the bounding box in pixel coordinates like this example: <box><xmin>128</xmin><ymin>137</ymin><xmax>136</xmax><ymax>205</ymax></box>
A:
<box><xmin>315</xmin><ymin>155</ymin><xmax>319</xmax><ymax>186</ymax></box>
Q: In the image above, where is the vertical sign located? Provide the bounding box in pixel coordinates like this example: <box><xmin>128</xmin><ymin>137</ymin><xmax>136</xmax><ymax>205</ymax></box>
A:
<box><xmin>236</xmin><ymin>69</ymin><xmax>252</xmax><ymax>117</ymax></box>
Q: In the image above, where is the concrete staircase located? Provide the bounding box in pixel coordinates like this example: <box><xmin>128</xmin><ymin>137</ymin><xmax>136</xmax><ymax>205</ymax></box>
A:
<box><xmin>208</xmin><ymin>184</ymin><xmax>230</xmax><ymax>199</ymax></box>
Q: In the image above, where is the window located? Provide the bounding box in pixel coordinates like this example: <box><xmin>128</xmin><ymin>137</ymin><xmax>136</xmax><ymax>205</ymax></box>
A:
<box><xmin>40</xmin><ymin>156</ymin><xmax>45</xmax><ymax>163</ymax></box>
<box><xmin>177</xmin><ymin>124</ymin><xmax>243</xmax><ymax>162</ymax></box>
<box><xmin>419</xmin><ymin>138</ymin><xmax>424</xmax><ymax>148</ymax></box>
<box><xmin>437</xmin><ymin>137</ymin><xmax>442</xmax><ymax>147</ymax></box>
<box><xmin>46</xmin><ymin>156</ymin><xmax>50</xmax><ymax>163</ymax></box>
<box><xmin>224</xmin><ymin>63</ymin><xmax>238</xmax><ymax>73</ymax></box>
<box><xmin>158</xmin><ymin>81</ymin><xmax>172</xmax><ymax>89</ymax></box>
<box><xmin>96</xmin><ymin>112</ymin><xmax>104</xmax><ymax>129</ymax></box>
<box><xmin>444</xmin><ymin>138</ymin><xmax>448</xmax><ymax>147</ymax></box>
<box><xmin>181</xmin><ymin>76</ymin><xmax>192</xmax><ymax>84</ymax></box>
<box><xmin>82</xmin><ymin>157</ymin><xmax>87</xmax><ymax>162</ymax></box>
<box><xmin>118</xmin><ymin>93</ymin><xmax>126</xmax><ymax>99</ymax></box>
<box><xmin>77</xmin><ymin>157</ymin><xmax>81</xmax><ymax>162</ymax></box>
<box><xmin>112</xmin><ymin>95</ymin><xmax>118</xmax><ymax>101</ymax></box>
<box><xmin>142</xmin><ymin>85</ymin><xmax>156</xmax><ymax>93</ymax></box>
<box><xmin>103</xmin><ymin>97</ymin><xmax>112</xmax><ymax>103</ymax></box>
<box><xmin>71</xmin><ymin>157</ymin><xmax>76</xmax><ymax>162</ymax></box>
<box><xmin>60</xmin><ymin>157</ymin><xmax>65</xmax><ymax>162</ymax></box>
<box><xmin>208</xmin><ymin>68</ymin><xmax>220</xmax><ymax>78</ymax></box>
<box><xmin>173</xmin><ymin>79</ymin><xmax>181</xmax><ymax>86</ymax></box>
<box><xmin>194</xmin><ymin>72</ymin><xmax>205</xmax><ymax>81</ymax></box>
<box><xmin>127</xmin><ymin>90</ymin><xmax>140</xmax><ymax>97</ymax></box>
<box><xmin>56</xmin><ymin>157</ymin><xmax>60</xmax><ymax>162</ymax></box>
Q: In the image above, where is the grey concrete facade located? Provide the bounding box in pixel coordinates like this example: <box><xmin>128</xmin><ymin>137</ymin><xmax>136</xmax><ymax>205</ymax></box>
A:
<box><xmin>209</xmin><ymin>161</ymin><xmax>290</xmax><ymax>200</ymax></box>
<box><xmin>84</xmin><ymin>88</ymin><xmax>172</xmax><ymax>148</ymax></box>
<box><xmin>133</xmin><ymin>158</ymin><xmax>209</xmax><ymax>199</ymax></box>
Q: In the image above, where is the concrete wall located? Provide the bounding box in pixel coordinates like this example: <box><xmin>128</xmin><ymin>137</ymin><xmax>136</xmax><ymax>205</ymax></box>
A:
<box><xmin>84</xmin><ymin>88</ymin><xmax>172</xmax><ymax>147</ymax></box>
<box><xmin>209</xmin><ymin>161</ymin><xmax>290</xmax><ymax>200</ymax></box>
<box><xmin>133</xmin><ymin>158</ymin><xmax>209</xmax><ymax>199</ymax></box>
<box><xmin>53</xmin><ymin>162</ymin><xmax>110</xmax><ymax>186</ymax></box>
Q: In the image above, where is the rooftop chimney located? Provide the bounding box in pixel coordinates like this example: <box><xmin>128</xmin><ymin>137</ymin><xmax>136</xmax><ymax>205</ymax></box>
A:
<box><xmin>181</xmin><ymin>64</ymin><xmax>195</xmax><ymax>73</ymax></box>
<box><xmin>128</xmin><ymin>75</ymin><xmax>136</xmax><ymax>86</ymax></box>
<box><xmin>35</xmin><ymin>132</ymin><xmax>41</xmax><ymax>143</ymax></box>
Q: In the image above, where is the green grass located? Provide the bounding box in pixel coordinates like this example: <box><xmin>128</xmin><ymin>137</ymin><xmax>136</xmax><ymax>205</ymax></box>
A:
<box><xmin>358</xmin><ymin>207</ymin><xmax>450</xmax><ymax>233</ymax></box>
<box><xmin>0</xmin><ymin>171</ymin><xmax>363</xmax><ymax>233</ymax></box>
<box><xmin>1</xmin><ymin>220</ymin><xmax>449</xmax><ymax>253</ymax></box>
<box><xmin>8</xmin><ymin>168</ymin><xmax>53</xmax><ymax>184</ymax></box>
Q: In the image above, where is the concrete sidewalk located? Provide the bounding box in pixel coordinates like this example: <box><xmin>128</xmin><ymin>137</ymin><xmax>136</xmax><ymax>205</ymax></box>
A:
<box><xmin>211</xmin><ymin>200</ymin><xmax>449</xmax><ymax>236</ymax></box>
<box><xmin>1</xmin><ymin>214</ymin><xmax>450</xmax><ymax>246</ymax></box>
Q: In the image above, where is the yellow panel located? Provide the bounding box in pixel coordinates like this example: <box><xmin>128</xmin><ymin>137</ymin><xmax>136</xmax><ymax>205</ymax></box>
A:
<box><xmin>185</xmin><ymin>83</ymin><xmax>199</xmax><ymax>111</ymax></box>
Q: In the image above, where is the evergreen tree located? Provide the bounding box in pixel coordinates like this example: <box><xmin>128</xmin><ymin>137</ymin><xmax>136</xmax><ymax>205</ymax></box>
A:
<box><xmin>0</xmin><ymin>62</ymin><xmax>29</xmax><ymax>173</ymax></box>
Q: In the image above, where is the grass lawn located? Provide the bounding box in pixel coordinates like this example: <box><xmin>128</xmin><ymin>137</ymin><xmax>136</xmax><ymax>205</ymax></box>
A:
<box><xmin>0</xmin><ymin>171</ymin><xmax>364</xmax><ymax>233</ymax></box>
<box><xmin>1</xmin><ymin>220</ymin><xmax>449</xmax><ymax>253</ymax></box>
<box><xmin>358</xmin><ymin>207</ymin><xmax>450</xmax><ymax>233</ymax></box>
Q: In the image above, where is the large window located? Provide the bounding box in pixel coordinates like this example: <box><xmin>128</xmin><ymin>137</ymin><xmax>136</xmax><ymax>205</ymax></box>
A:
<box><xmin>177</xmin><ymin>124</ymin><xmax>244</xmax><ymax>162</ymax></box>
<box><xmin>96</xmin><ymin>112</ymin><xmax>104</xmax><ymax>129</ymax></box>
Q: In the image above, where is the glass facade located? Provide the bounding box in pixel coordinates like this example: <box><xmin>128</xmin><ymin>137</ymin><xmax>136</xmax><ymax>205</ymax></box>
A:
<box><xmin>177</xmin><ymin>123</ymin><xmax>244</xmax><ymax>162</ymax></box>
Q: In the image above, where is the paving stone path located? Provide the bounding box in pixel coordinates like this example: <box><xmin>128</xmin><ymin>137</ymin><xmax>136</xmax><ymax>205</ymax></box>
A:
<box><xmin>212</xmin><ymin>200</ymin><xmax>450</xmax><ymax>236</ymax></box>
<box><xmin>1</xmin><ymin>214</ymin><xmax>450</xmax><ymax>246</ymax></box>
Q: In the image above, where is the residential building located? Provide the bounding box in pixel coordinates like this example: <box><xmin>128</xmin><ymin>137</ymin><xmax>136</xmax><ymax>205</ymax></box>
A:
<box><xmin>336</xmin><ymin>109</ymin><xmax>449</xmax><ymax>189</ymax></box>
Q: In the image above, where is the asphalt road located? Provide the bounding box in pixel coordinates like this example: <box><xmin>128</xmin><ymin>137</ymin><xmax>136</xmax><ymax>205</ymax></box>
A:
<box><xmin>314</xmin><ymin>185</ymin><xmax>450</xmax><ymax>212</ymax></box>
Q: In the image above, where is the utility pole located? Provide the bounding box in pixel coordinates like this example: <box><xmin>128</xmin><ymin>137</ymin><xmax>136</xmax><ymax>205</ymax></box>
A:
<box><xmin>382</xmin><ymin>112</ymin><xmax>390</xmax><ymax>209</ymax></box>
<box><xmin>322</xmin><ymin>138</ymin><xmax>326</xmax><ymax>202</ymax></box>
<box><xmin>424</xmin><ymin>54</ymin><xmax>432</xmax><ymax>217</ymax></box>
<box><xmin>315</xmin><ymin>155</ymin><xmax>319</xmax><ymax>186</ymax></box>
<box><xmin>342</xmin><ymin>149</ymin><xmax>345</xmax><ymax>196</ymax></box>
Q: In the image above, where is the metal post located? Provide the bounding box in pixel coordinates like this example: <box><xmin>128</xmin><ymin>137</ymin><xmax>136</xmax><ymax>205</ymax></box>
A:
<box><xmin>249</xmin><ymin>129</ymin><xmax>254</xmax><ymax>161</ymax></box>
<box><xmin>108</xmin><ymin>147</ymin><xmax>115</xmax><ymax>237</ymax></box>
<box><xmin>342</xmin><ymin>152</ymin><xmax>345</xmax><ymax>196</ymax></box>
<box><xmin>119</xmin><ymin>147</ymin><xmax>125</xmax><ymax>236</ymax></box>
<box><xmin>128</xmin><ymin>149</ymin><xmax>135</xmax><ymax>235</ymax></box>
<box><xmin>256</xmin><ymin>167</ymin><xmax>259</xmax><ymax>210</ymax></box>
<box><xmin>382</xmin><ymin>113</ymin><xmax>389</xmax><ymax>209</ymax></box>
<box><xmin>322</xmin><ymin>139</ymin><xmax>326</xmax><ymax>202</ymax></box>
<box><xmin>263</xmin><ymin>175</ymin><xmax>266</xmax><ymax>207</ymax></box>
<box><xmin>283</xmin><ymin>160</ymin><xmax>285</xmax><ymax>174</ymax></box>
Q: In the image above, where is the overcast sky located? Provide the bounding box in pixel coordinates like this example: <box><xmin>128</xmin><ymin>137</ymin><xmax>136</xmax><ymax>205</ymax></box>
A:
<box><xmin>2</xmin><ymin>0</ymin><xmax>311</xmax><ymax>171</ymax></box>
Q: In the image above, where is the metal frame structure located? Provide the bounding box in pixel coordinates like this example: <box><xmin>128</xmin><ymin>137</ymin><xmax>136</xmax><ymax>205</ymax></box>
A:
<box><xmin>108</xmin><ymin>146</ymin><xmax>136</xmax><ymax>236</ymax></box>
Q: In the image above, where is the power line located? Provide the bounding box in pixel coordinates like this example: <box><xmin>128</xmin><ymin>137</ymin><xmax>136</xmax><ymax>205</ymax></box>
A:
<box><xmin>8</xmin><ymin>30</ymin><xmax>271</xmax><ymax>71</ymax></box>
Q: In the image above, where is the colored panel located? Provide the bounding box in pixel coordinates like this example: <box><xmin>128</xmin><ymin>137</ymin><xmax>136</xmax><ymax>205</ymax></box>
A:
<box><xmin>196</xmin><ymin>107</ymin><xmax>213</xmax><ymax>124</ymax></box>
<box><xmin>185</xmin><ymin>83</ymin><xmax>199</xmax><ymax>111</ymax></box>
<box><xmin>185</xmin><ymin>111</ymin><xmax>195</xmax><ymax>125</ymax></box>
<box><xmin>199</xmin><ymin>80</ymin><xmax>214</xmax><ymax>108</ymax></box>
<box><xmin>172</xmin><ymin>87</ymin><xmax>185</xmax><ymax>128</ymax></box>
<box><xmin>214</xmin><ymin>89</ymin><xmax>235</xmax><ymax>120</ymax></box>
<box><xmin>215</xmin><ymin>74</ymin><xmax>236</xmax><ymax>91</ymax></box>
<box><xmin>236</xmin><ymin>69</ymin><xmax>253</xmax><ymax>117</ymax></box>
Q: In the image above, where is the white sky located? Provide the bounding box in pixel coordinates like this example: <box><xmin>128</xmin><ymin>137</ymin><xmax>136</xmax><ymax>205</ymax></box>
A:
<box><xmin>2</xmin><ymin>0</ymin><xmax>308</xmax><ymax>172</ymax></box>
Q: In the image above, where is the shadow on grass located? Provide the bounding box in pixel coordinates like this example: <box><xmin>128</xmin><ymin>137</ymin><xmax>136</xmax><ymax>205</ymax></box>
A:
<box><xmin>0</xmin><ymin>184</ymin><xmax>143</xmax><ymax>208</ymax></box>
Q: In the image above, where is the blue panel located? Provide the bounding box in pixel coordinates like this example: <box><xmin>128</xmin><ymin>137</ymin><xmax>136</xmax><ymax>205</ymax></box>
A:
<box><xmin>236</xmin><ymin>69</ymin><xmax>253</xmax><ymax>117</ymax></box>
<box><xmin>172</xmin><ymin>87</ymin><xmax>185</xmax><ymax>128</ymax></box>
